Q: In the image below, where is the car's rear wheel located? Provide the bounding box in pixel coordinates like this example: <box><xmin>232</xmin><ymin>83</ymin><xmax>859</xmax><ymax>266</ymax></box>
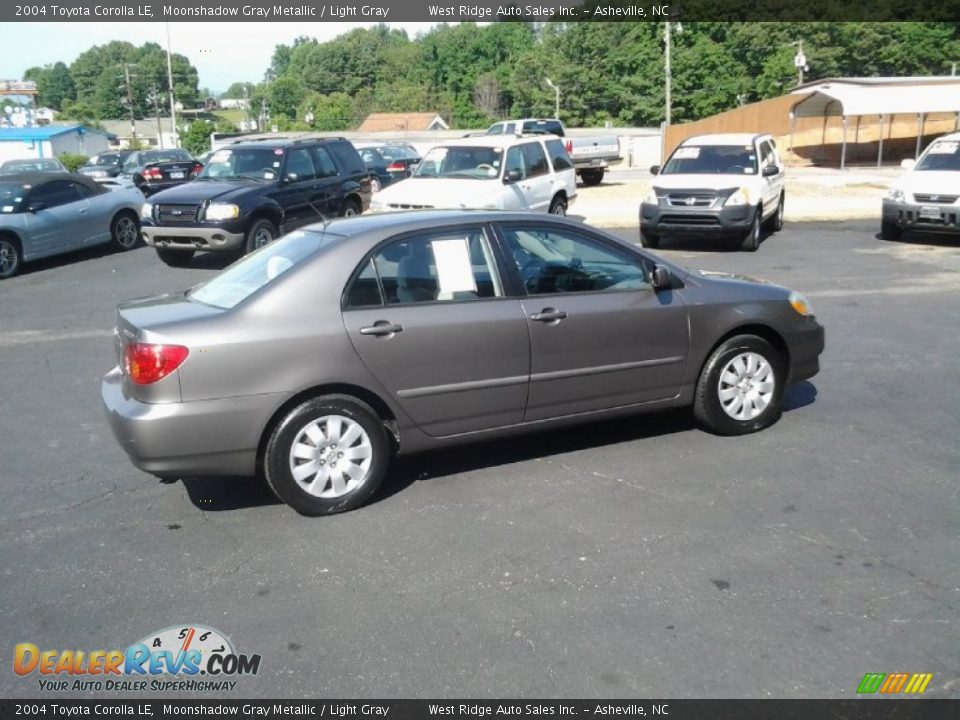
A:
<box><xmin>340</xmin><ymin>198</ymin><xmax>361</xmax><ymax>218</ymax></box>
<box><xmin>111</xmin><ymin>211</ymin><xmax>141</xmax><ymax>251</ymax></box>
<box><xmin>639</xmin><ymin>227</ymin><xmax>660</xmax><ymax>248</ymax></box>
<box><xmin>0</xmin><ymin>235</ymin><xmax>22</xmax><ymax>279</ymax></box>
<box><xmin>580</xmin><ymin>168</ymin><xmax>604</xmax><ymax>186</ymax></box>
<box><xmin>694</xmin><ymin>334</ymin><xmax>784</xmax><ymax>436</ymax></box>
<box><xmin>264</xmin><ymin>395</ymin><xmax>390</xmax><ymax>516</ymax></box>
<box><xmin>881</xmin><ymin>220</ymin><xmax>903</xmax><ymax>241</ymax></box>
<box><xmin>156</xmin><ymin>248</ymin><xmax>194</xmax><ymax>267</ymax></box>
<box><xmin>370</xmin><ymin>177</ymin><xmax>382</xmax><ymax>193</ymax></box>
<box><xmin>741</xmin><ymin>208</ymin><xmax>762</xmax><ymax>251</ymax></box>
<box><xmin>549</xmin><ymin>194</ymin><xmax>567</xmax><ymax>216</ymax></box>
<box><xmin>245</xmin><ymin>218</ymin><xmax>277</xmax><ymax>254</ymax></box>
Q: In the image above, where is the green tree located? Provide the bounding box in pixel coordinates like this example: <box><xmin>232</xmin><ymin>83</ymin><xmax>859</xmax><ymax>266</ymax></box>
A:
<box><xmin>268</xmin><ymin>76</ymin><xmax>305</xmax><ymax>119</ymax></box>
<box><xmin>221</xmin><ymin>82</ymin><xmax>254</xmax><ymax>100</ymax></box>
<box><xmin>180</xmin><ymin>119</ymin><xmax>216</xmax><ymax>155</ymax></box>
<box><xmin>23</xmin><ymin>62</ymin><xmax>76</xmax><ymax>110</ymax></box>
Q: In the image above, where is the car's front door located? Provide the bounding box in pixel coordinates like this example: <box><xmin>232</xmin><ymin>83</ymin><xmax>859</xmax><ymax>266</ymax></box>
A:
<box><xmin>274</xmin><ymin>147</ymin><xmax>319</xmax><ymax>230</ymax></box>
<box><xmin>343</xmin><ymin>225</ymin><xmax>530</xmax><ymax>437</ymax></box>
<box><xmin>759</xmin><ymin>140</ymin><xmax>784</xmax><ymax>215</ymax></box>
<box><xmin>496</xmin><ymin>221</ymin><xmax>689</xmax><ymax>421</ymax></box>
<box><xmin>21</xmin><ymin>180</ymin><xmax>90</xmax><ymax>257</ymax></box>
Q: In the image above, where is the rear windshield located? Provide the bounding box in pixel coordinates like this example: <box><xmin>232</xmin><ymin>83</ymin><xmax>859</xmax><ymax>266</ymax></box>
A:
<box><xmin>522</xmin><ymin>120</ymin><xmax>564</xmax><ymax>137</ymax></box>
<box><xmin>916</xmin><ymin>141</ymin><xmax>960</xmax><ymax>171</ymax></box>
<box><xmin>90</xmin><ymin>153</ymin><xmax>124</xmax><ymax>166</ymax></box>
<box><xmin>142</xmin><ymin>150</ymin><xmax>191</xmax><ymax>164</ymax></box>
<box><xmin>662</xmin><ymin>145</ymin><xmax>758</xmax><ymax>175</ymax></box>
<box><xmin>189</xmin><ymin>229</ymin><xmax>332</xmax><ymax>309</ymax></box>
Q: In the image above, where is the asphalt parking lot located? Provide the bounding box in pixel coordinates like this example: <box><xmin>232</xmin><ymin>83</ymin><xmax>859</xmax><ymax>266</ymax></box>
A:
<box><xmin>1</xmin><ymin>220</ymin><xmax>958</xmax><ymax>699</ymax></box>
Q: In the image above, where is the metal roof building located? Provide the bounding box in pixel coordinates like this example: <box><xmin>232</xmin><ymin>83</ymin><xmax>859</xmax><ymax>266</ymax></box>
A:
<box><xmin>0</xmin><ymin>124</ymin><xmax>110</xmax><ymax>162</ymax></box>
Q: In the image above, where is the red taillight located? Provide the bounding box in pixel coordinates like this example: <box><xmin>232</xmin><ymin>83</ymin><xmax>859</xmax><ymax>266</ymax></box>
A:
<box><xmin>564</xmin><ymin>140</ymin><xmax>573</xmax><ymax>153</ymax></box>
<box><xmin>387</xmin><ymin>162</ymin><xmax>405</xmax><ymax>172</ymax></box>
<box><xmin>143</xmin><ymin>167</ymin><xmax>162</xmax><ymax>179</ymax></box>
<box><xmin>123</xmin><ymin>343</ymin><xmax>189</xmax><ymax>385</ymax></box>
<box><xmin>192</xmin><ymin>163</ymin><xmax>203</xmax><ymax>175</ymax></box>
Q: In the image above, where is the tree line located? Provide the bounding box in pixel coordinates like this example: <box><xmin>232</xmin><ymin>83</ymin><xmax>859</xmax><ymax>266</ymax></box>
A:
<box><xmin>23</xmin><ymin>22</ymin><xmax>960</xmax><ymax>133</ymax></box>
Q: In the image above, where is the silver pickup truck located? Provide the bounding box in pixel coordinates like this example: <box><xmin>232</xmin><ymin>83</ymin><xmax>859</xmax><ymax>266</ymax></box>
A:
<box><xmin>485</xmin><ymin>118</ymin><xmax>622</xmax><ymax>185</ymax></box>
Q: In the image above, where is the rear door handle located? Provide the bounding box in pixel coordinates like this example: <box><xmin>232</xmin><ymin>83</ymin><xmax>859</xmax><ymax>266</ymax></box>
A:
<box><xmin>530</xmin><ymin>308</ymin><xmax>567</xmax><ymax>323</ymax></box>
<box><xmin>360</xmin><ymin>321</ymin><xmax>404</xmax><ymax>337</ymax></box>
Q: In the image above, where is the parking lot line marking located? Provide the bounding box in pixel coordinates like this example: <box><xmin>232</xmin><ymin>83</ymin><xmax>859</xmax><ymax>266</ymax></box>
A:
<box><xmin>0</xmin><ymin>329</ymin><xmax>112</xmax><ymax>347</ymax></box>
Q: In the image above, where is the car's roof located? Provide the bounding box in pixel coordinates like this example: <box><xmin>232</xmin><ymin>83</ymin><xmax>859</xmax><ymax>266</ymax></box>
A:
<box><xmin>683</xmin><ymin>133</ymin><xmax>767</xmax><ymax>146</ymax></box>
<box><xmin>307</xmin><ymin>209</ymin><xmax>585</xmax><ymax>238</ymax></box>
<box><xmin>929</xmin><ymin>132</ymin><xmax>960</xmax><ymax>143</ymax></box>
<box><xmin>430</xmin><ymin>135</ymin><xmax>554</xmax><ymax>150</ymax></box>
<box><xmin>0</xmin><ymin>172</ymin><xmax>100</xmax><ymax>191</ymax></box>
<box><xmin>227</xmin><ymin>137</ymin><xmax>348</xmax><ymax>150</ymax></box>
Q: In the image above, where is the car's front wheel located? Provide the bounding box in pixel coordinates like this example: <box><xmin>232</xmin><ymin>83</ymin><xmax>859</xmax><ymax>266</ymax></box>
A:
<box><xmin>264</xmin><ymin>395</ymin><xmax>390</xmax><ymax>516</ymax></box>
<box><xmin>245</xmin><ymin>218</ymin><xmax>277</xmax><ymax>254</ymax></box>
<box><xmin>639</xmin><ymin>227</ymin><xmax>660</xmax><ymax>248</ymax></box>
<box><xmin>881</xmin><ymin>220</ymin><xmax>902</xmax><ymax>241</ymax></box>
<box><xmin>741</xmin><ymin>208</ymin><xmax>762</xmax><ymax>251</ymax></box>
<box><xmin>694</xmin><ymin>334</ymin><xmax>784</xmax><ymax>435</ymax></box>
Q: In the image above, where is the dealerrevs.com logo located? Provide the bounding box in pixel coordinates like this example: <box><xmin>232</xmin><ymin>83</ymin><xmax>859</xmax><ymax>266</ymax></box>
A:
<box><xmin>14</xmin><ymin>625</ymin><xmax>261</xmax><ymax>693</ymax></box>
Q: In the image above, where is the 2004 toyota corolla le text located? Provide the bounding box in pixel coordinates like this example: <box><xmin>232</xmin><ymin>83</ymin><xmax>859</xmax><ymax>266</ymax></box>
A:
<box><xmin>101</xmin><ymin>210</ymin><xmax>824</xmax><ymax>516</ymax></box>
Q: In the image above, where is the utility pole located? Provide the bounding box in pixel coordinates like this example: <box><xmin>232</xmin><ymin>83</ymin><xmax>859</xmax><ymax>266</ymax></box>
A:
<box><xmin>166</xmin><ymin>22</ymin><xmax>179</xmax><ymax>148</ymax></box>
<box><xmin>793</xmin><ymin>40</ymin><xmax>808</xmax><ymax>87</ymax></box>
<box><xmin>120</xmin><ymin>63</ymin><xmax>138</xmax><ymax>148</ymax></box>
<box><xmin>544</xmin><ymin>78</ymin><xmax>560</xmax><ymax>118</ymax></box>
<box><xmin>149</xmin><ymin>84</ymin><xmax>164</xmax><ymax>149</ymax></box>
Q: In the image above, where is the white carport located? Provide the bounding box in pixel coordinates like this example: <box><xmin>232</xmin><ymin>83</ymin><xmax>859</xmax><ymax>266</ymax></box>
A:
<box><xmin>790</xmin><ymin>77</ymin><xmax>960</xmax><ymax>169</ymax></box>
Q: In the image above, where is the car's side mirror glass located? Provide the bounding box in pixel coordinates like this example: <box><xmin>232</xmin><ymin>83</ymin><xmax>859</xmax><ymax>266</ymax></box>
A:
<box><xmin>27</xmin><ymin>202</ymin><xmax>46</xmax><ymax>213</ymax></box>
<box><xmin>651</xmin><ymin>265</ymin><xmax>671</xmax><ymax>290</ymax></box>
<box><xmin>649</xmin><ymin>165</ymin><xmax>661</xmax><ymax>176</ymax></box>
<box><xmin>762</xmin><ymin>164</ymin><xmax>780</xmax><ymax>177</ymax></box>
<box><xmin>900</xmin><ymin>158</ymin><xmax>916</xmax><ymax>171</ymax></box>
<box><xmin>504</xmin><ymin>169</ymin><xmax>522</xmax><ymax>184</ymax></box>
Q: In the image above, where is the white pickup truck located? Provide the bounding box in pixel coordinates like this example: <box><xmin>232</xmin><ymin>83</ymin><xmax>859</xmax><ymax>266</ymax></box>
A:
<box><xmin>485</xmin><ymin>118</ymin><xmax>621</xmax><ymax>186</ymax></box>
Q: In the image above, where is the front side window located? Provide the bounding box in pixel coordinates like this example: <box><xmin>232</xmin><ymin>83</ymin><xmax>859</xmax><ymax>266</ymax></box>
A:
<box><xmin>662</xmin><ymin>145</ymin><xmax>758</xmax><ymax>175</ymax></box>
<box><xmin>28</xmin><ymin>181</ymin><xmax>82</xmax><ymax>209</ymax></box>
<box><xmin>284</xmin><ymin>148</ymin><xmax>317</xmax><ymax>182</ymax></box>
<box><xmin>189</xmin><ymin>229</ymin><xmax>332</xmax><ymax>309</ymax></box>
<box><xmin>916</xmin><ymin>140</ymin><xmax>960</xmax><ymax>171</ymax></box>
<box><xmin>414</xmin><ymin>146</ymin><xmax>503</xmax><ymax>180</ymax></box>
<box><xmin>504</xmin><ymin>146</ymin><xmax>525</xmax><ymax>180</ymax></box>
<box><xmin>500</xmin><ymin>225</ymin><xmax>651</xmax><ymax>296</ymax></box>
<box><xmin>368</xmin><ymin>230</ymin><xmax>503</xmax><ymax>305</ymax></box>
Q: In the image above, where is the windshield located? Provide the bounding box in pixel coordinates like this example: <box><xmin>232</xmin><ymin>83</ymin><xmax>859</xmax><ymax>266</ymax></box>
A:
<box><xmin>414</xmin><ymin>146</ymin><xmax>503</xmax><ymax>180</ymax></box>
<box><xmin>189</xmin><ymin>229</ymin><xmax>331</xmax><ymax>309</ymax></box>
<box><xmin>198</xmin><ymin>148</ymin><xmax>280</xmax><ymax>181</ymax></box>
<box><xmin>916</xmin><ymin>141</ymin><xmax>960</xmax><ymax>171</ymax></box>
<box><xmin>1</xmin><ymin>159</ymin><xmax>62</xmax><ymax>173</ymax></box>
<box><xmin>90</xmin><ymin>153</ymin><xmax>123</xmax><ymax>167</ymax></box>
<box><xmin>662</xmin><ymin>145</ymin><xmax>758</xmax><ymax>175</ymax></box>
<box><xmin>0</xmin><ymin>182</ymin><xmax>27</xmax><ymax>212</ymax></box>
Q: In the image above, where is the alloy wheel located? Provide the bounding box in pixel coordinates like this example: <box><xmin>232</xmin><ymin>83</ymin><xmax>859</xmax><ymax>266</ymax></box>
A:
<box><xmin>717</xmin><ymin>351</ymin><xmax>775</xmax><ymax>421</ymax></box>
<box><xmin>288</xmin><ymin>415</ymin><xmax>373</xmax><ymax>498</ymax></box>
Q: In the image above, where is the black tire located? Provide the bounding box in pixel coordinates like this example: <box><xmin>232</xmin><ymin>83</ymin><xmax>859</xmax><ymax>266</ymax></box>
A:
<box><xmin>0</xmin><ymin>234</ymin><xmax>22</xmax><ymax>280</ymax></box>
<box><xmin>741</xmin><ymin>207</ymin><xmax>762</xmax><ymax>251</ymax></box>
<box><xmin>580</xmin><ymin>168</ymin><xmax>604</xmax><ymax>186</ymax></box>
<box><xmin>111</xmin><ymin>211</ymin><xmax>141</xmax><ymax>251</ymax></box>
<box><xmin>693</xmin><ymin>334</ymin><xmax>784</xmax><ymax>436</ymax></box>
<box><xmin>156</xmin><ymin>248</ymin><xmax>194</xmax><ymax>267</ymax></box>
<box><xmin>339</xmin><ymin>197</ymin><xmax>361</xmax><ymax>218</ymax></box>
<box><xmin>264</xmin><ymin>395</ymin><xmax>390</xmax><ymax>516</ymax></box>
<box><xmin>548</xmin><ymin>194</ymin><xmax>567</xmax><ymax>216</ymax></box>
<box><xmin>244</xmin><ymin>218</ymin><xmax>278</xmax><ymax>254</ymax></box>
<box><xmin>639</xmin><ymin>227</ymin><xmax>660</xmax><ymax>248</ymax></box>
<box><xmin>769</xmin><ymin>193</ymin><xmax>785</xmax><ymax>233</ymax></box>
<box><xmin>880</xmin><ymin>220</ymin><xmax>902</xmax><ymax>241</ymax></box>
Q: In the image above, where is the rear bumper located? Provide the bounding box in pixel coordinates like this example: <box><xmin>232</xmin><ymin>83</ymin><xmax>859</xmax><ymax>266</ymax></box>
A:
<box><xmin>882</xmin><ymin>199</ymin><xmax>960</xmax><ymax>235</ymax></box>
<box><xmin>101</xmin><ymin>367</ymin><xmax>282</xmax><ymax>478</ymax></box>
<box><xmin>142</xmin><ymin>224</ymin><xmax>245</xmax><ymax>252</ymax></box>
<box><xmin>641</xmin><ymin>201</ymin><xmax>757</xmax><ymax>236</ymax></box>
<box><xmin>784</xmin><ymin>320</ymin><xmax>825</xmax><ymax>384</ymax></box>
<box><xmin>574</xmin><ymin>157</ymin><xmax>623</xmax><ymax>171</ymax></box>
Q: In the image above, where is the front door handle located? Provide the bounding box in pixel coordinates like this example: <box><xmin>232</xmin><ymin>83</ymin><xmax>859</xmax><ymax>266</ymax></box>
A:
<box><xmin>530</xmin><ymin>308</ymin><xmax>567</xmax><ymax>323</ymax></box>
<box><xmin>359</xmin><ymin>321</ymin><xmax>404</xmax><ymax>337</ymax></box>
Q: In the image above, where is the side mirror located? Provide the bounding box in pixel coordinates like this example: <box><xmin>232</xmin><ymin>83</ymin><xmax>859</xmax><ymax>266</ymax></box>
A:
<box><xmin>762</xmin><ymin>164</ymin><xmax>780</xmax><ymax>177</ymax></box>
<box><xmin>27</xmin><ymin>202</ymin><xmax>47</xmax><ymax>213</ymax></box>
<box><xmin>900</xmin><ymin>158</ymin><xmax>916</xmax><ymax>171</ymax></box>
<box><xmin>651</xmin><ymin>265</ymin><xmax>671</xmax><ymax>290</ymax></box>
<box><xmin>503</xmin><ymin>169</ymin><xmax>522</xmax><ymax>184</ymax></box>
<box><xmin>649</xmin><ymin>165</ymin><xmax>661</xmax><ymax>176</ymax></box>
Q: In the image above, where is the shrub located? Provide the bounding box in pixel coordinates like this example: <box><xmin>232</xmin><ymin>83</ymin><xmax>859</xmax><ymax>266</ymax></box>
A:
<box><xmin>59</xmin><ymin>153</ymin><xmax>89</xmax><ymax>172</ymax></box>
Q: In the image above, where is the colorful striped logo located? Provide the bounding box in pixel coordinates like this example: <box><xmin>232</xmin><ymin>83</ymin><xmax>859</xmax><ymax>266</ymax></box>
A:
<box><xmin>857</xmin><ymin>672</ymin><xmax>933</xmax><ymax>694</ymax></box>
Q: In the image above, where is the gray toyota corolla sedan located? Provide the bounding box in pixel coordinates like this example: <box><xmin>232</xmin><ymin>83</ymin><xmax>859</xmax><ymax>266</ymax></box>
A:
<box><xmin>102</xmin><ymin>210</ymin><xmax>824</xmax><ymax>515</ymax></box>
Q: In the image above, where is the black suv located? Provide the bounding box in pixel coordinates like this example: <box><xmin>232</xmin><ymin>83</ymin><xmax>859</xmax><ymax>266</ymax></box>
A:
<box><xmin>140</xmin><ymin>137</ymin><xmax>372</xmax><ymax>266</ymax></box>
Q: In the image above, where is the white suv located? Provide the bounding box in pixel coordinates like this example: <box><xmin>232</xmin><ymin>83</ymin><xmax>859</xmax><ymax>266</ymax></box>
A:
<box><xmin>882</xmin><ymin>132</ymin><xmax>960</xmax><ymax>240</ymax></box>
<box><xmin>370</xmin><ymin>135</ymin><xmax>577</xmax><ymax>215</ymax></box>
<box><xmin>640</xmin><ymin>133</ymin><xmax>786</xmax><ymax>252</ymax></box>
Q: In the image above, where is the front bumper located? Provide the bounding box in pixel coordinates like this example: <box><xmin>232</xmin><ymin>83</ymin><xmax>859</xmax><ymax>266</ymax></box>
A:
<box><xmin>101</xmin><ymin>367</ymin><xmax>282</xmax><ymax>478</ymax></box>
<box><xmin>141</xmin><ymin>224</ymin><xmax>245</xmax><ymax>252</ymax></box>
<box><xmin>882</xmin><ymin>198</ymin><xmax>960</xmax><ymax>235</ymax></box>
<box><xmin>641</xmin><ymin>201</ymin><xmax>757</xmax><ymax>236</ymax></box>
<box><xmin>784</xmin><ymin>319</ymin><xmax>825</xmax><ymax>384</ymax></box>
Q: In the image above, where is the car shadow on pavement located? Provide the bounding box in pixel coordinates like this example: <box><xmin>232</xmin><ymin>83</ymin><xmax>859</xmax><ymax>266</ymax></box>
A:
<box><xmin>656</xmin><ymin>236</ymin><xmax>756</xmax><ymax>253</ymax></box>
<box><xmin>782</xmin><ymin>381</ymin><xmax>818</xmax><ymax>411</ymax></box>
<box><xmin>176</xmin><ymin>475</ymin><xmax>282</xmax><ymax>511</ymax></box>
<box><xmin>14</xmin><ymin>243</ymin><xmax>118</xmax><ymax>277</ymax></box>
<box><xmin>178</xmin><ymin>252</ymin><xmax>236</xmax><ymax>271</ymax></box>
<box><xmin>875</xmin><ymin>232</ymin><xmax>960</xmax><ymax>248</ymax></box>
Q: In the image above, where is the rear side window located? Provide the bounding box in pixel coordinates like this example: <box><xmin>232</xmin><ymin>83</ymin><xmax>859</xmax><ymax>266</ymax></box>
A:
<box><xmin>326</xmin><ymin>141</ymin><xmax>365</xmax><ymax>176</ymax></box>
<box><xmin>545</xmin><ymin>139</ymin><xmax>573</xmax><ymax>171</ymax></box>
<box><xmin>312</xmin><ymin>147</ymin><xmax>338</xmax><ymax>178</ymax></box>
<box><xmin>344</xmin><ymin>259</ymin><xmax>383</xmax><ymax>308</ymax></box>
<box><xmin>521</xmin><ymin>143</ymin><xmax>550</xmax><ymax>177</ymax></box>
<box><xmin>29</xmin><ymin>181</ymin><xmax>82</xmax><ymax>209</ymax></box>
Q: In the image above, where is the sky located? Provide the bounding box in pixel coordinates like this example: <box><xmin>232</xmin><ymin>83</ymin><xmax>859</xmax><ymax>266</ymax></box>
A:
<box><xmin>2</xmin><ymin>22</ymin><xmax>443</xmax><ymax>93</ymax></box>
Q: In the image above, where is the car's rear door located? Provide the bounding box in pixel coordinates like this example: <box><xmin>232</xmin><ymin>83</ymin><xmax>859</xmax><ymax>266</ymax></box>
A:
<box><xmin>519</xmin><ymin>141</ymin><xmax>554</xmax><ymax>212</ymax></box>
<box><xmin>495</xmin><ymin>221</ymin><xmax>689</xmax><ymax>421</ymax></box>
<box><xmin>342</xmin><ymin>224</ymin><xmax>530</xmax><ymax>437</ymax></box>
<box><xmin>310</xmin><ymin>146</ymin><xmax>343</xmax><ymax>218</ymax></box>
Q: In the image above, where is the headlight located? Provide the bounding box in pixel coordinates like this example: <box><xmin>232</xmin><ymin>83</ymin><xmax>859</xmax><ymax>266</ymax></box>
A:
<box><xmin>205</xmin><ymin>203</ymin><xmax>240</xmax><ymax>221</ymax></box>
<box><xmin>642</xmin><ymin>189</ymin><xmax>659</xmax><ymax>204</ymax></box>
<box><xmin>885</xmin><ymin>188</ymin><xmax>905</xmax><ymax>203</ymax></box>
<box><xmin>724</xmin><ymin>188</ymin><xmax>751</xmax><ymax>206</ymax></box>
<box><xmin>788</xmin><ymin>291</ymin><xmax>813</xmax><ymax>317</ymax></box>
<box><xmin>140</xmin><ymin>202</ymin><xmax>153</xmax><ymax>219</ymax></box>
